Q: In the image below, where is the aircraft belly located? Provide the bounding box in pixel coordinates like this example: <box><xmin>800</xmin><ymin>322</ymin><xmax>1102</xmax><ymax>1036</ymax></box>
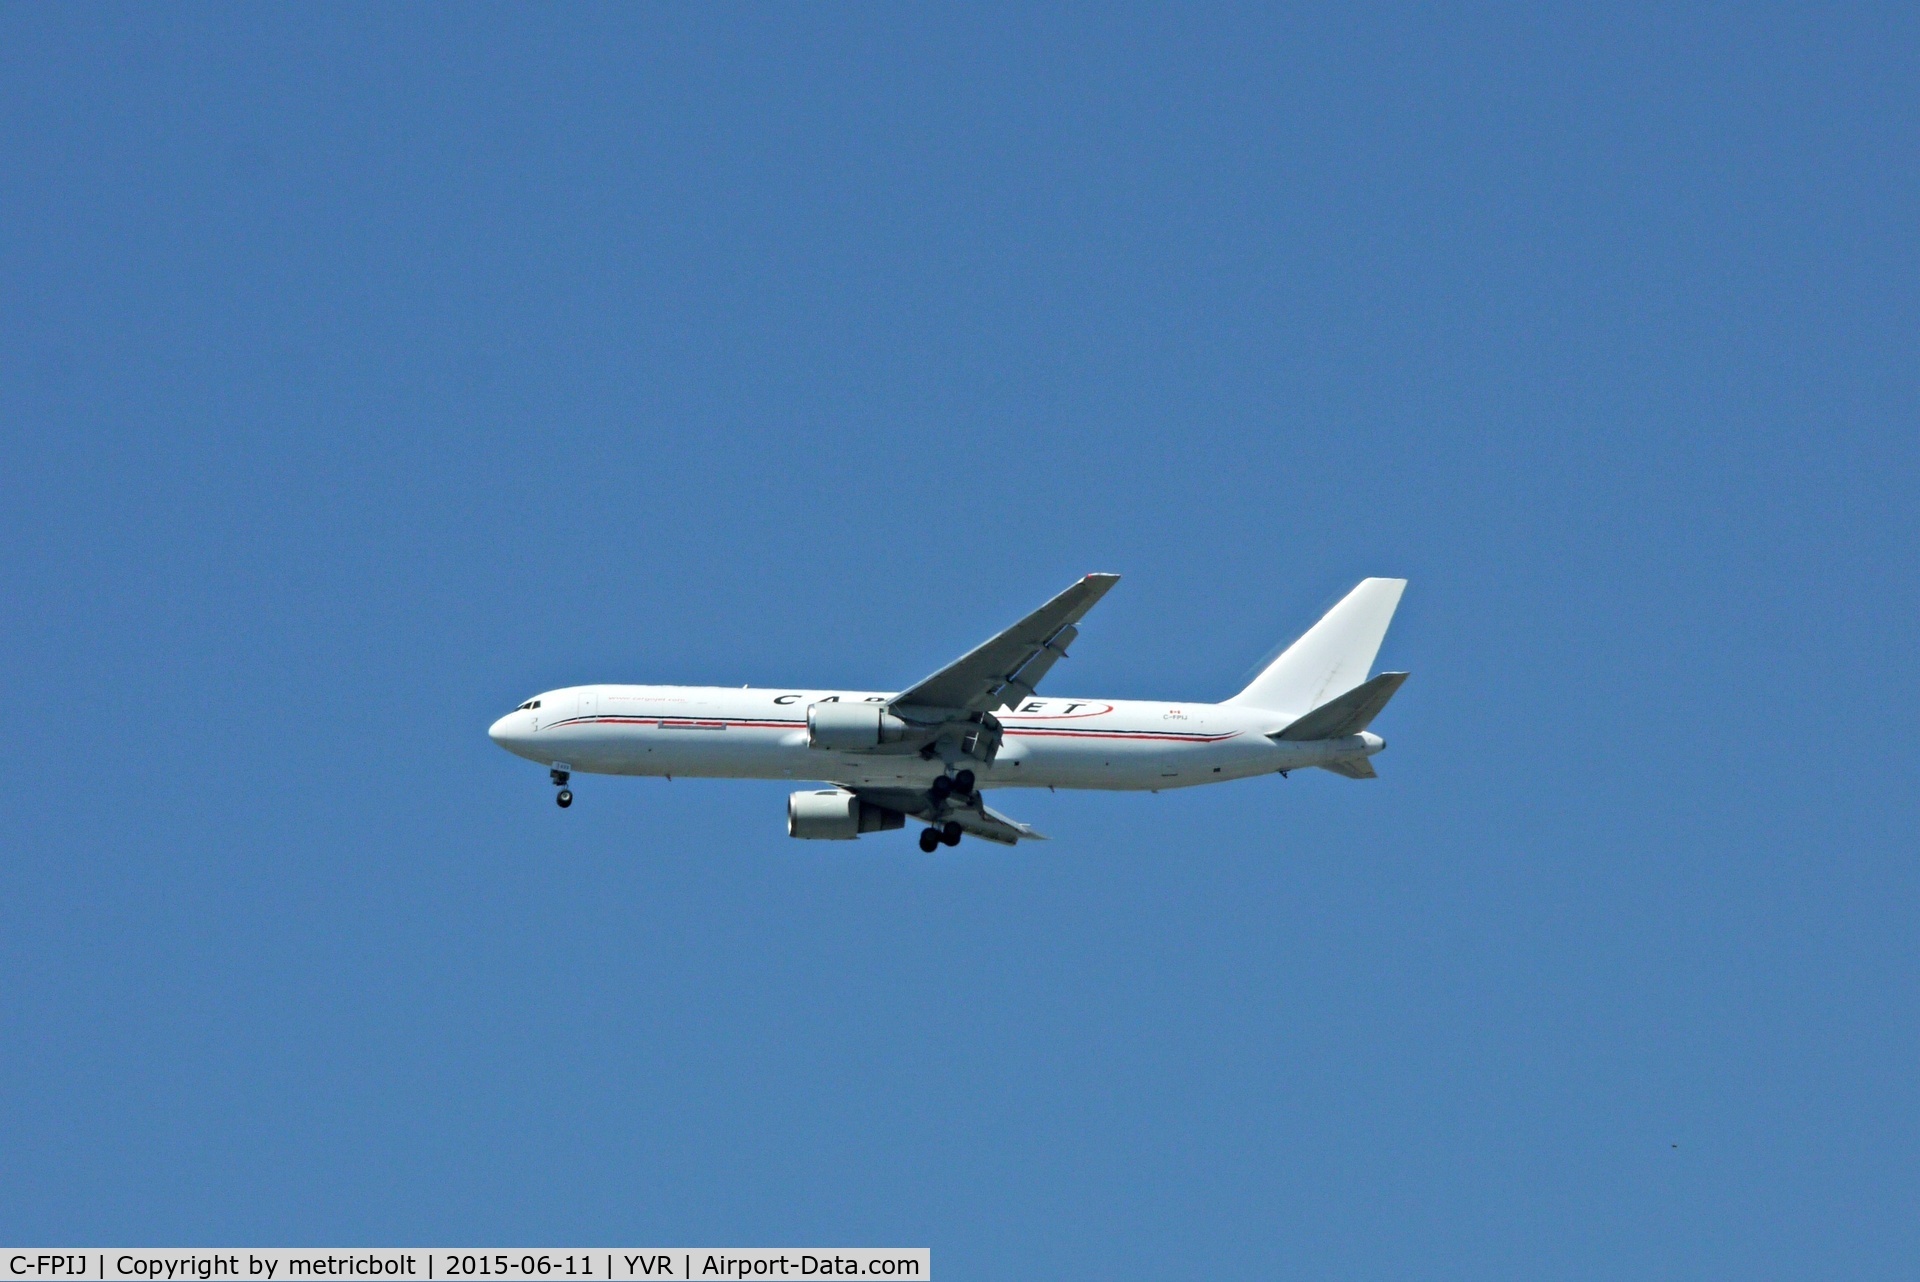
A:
<box><xmin>1004</xmin><ymin>730</ymin><xmax>1234</xmax><ymax>791</ymax></box>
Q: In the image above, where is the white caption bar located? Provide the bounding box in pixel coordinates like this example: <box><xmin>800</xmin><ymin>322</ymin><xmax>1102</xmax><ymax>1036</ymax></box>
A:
<box><xmin>4</xmin><ymin>1254</ymin><xmax>928</xmax><ymax>1282</ymax></box>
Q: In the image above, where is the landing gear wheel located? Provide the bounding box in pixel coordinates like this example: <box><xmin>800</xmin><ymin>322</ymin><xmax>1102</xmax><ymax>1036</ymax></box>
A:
<box><xmin>556</xmin><ymin>789</ymin><xmax>573</xmax><ymax>808</ymax></box>
<box><xmin>941</xmin><ymin>822</ymin><xmax>963</xmax><ymax>847</ymax></box>
<box><xmin>918</xmin><ymin>827</ymin><xmax>941</xmax><ymax>853</ymax></box>
<box><xmin>929</xmin><ymin>776</ymin><xmax>954</xmax><ymax>802</ymax></box>
<box><xmin>951</xmin><ymin>769</ymin><xmax>975</xmax><ymax>795</ymax></box>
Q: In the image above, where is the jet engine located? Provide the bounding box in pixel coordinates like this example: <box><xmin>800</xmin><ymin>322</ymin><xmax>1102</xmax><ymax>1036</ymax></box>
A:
<box><xmin>807</xmin><ymin>701</ymin><xmax>913</xmax><ymax>750</ymax></box>
<box><xmin>787</xmin><ymin>788</ymin><xmax>906</xmax><ymax>840</ymax></box>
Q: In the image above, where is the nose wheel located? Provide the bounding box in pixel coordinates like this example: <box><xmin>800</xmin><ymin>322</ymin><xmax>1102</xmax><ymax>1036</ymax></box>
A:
<box><xmin>556</xmin><ymin>789</ymin><xmax>573</xmax><ymax>808</ymax></box>
<box><xmin>550</xmin><ymin>764</ymin><xmax>572</xmax><ymax>809</ymax></box>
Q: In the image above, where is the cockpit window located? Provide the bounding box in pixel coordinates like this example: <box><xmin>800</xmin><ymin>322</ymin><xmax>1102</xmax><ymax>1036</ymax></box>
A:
<box><xmin>518</xmin><ymin>700</ymin><xmax>541</xmax><ymax>711</ymax></box>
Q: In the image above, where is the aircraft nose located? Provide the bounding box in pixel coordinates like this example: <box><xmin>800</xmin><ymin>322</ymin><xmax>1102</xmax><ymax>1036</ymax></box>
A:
<box><xmin>489</xmin><ymin>714</ymin><xmax>514</xmax><ymax>746</ymax></box>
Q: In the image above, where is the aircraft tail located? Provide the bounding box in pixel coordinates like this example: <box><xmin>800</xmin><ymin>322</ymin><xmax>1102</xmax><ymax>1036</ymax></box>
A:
<box><xmin>1227</xmin><ymin>578</ymin><xmax>1407</xmax><ymax>717</ymax></box>
<box><xmin>1272</xmin><ymin>670</ymin><xmax>1408</xmax><ymax>741</ymax></box>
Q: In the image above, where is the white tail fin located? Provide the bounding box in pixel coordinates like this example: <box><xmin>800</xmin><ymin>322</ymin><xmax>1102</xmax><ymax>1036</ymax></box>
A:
<box><xmin>1227</xmin><ymin>578</ymin><xmax>1407</xmax><ymax>716</ymax></box>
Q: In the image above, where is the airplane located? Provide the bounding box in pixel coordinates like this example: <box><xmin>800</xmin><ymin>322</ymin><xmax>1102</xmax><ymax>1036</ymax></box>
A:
<box><xmin>488</xmin><ymin>576</ymin><xmax>1408</xmax><ymax>852</ymax></box>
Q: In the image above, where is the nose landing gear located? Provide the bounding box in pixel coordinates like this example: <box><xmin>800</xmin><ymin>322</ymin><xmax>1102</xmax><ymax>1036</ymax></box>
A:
<box><xmin>550</xmin><ymin>763</ymin><xmax>573</xmax><ymax>809</ymax></box>
<box><xmin>556</xmin><ymin>789</ymin><xmax>573</xmax><ymax>808</ymax></box>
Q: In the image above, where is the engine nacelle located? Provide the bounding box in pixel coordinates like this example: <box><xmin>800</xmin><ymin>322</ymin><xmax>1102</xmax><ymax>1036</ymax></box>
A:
<box><xmin>787</xmin><ymin>788</ymin><xmax>906</xmax><ymax>840</ymax></box>
<box><xmin>807</xmin><ymin>701</ymin><xmax>912</xmax><ymax>750</ymax></box>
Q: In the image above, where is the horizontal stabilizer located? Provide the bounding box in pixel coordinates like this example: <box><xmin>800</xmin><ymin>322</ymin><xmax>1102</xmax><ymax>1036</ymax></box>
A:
<box><xmin>1317</xmin><ymin>757</ymin><xmax>1377</xmax><ymax>780</ymax></box>
<box><xmin>1274</xmin><ymin>671</ymin><xmax>1409</xmax><ymax>741</ymax></box>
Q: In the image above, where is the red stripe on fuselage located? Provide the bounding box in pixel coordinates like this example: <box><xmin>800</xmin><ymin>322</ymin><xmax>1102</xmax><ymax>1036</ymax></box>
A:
<box><xmin>550</xmin><ymin>717</ymin><xmax>1239</xmax><ymax>744</ymax></box>
<box><xmin>548</xmin><ymin>717</ymin><xmax>806</xmax><ymax>730</ymax></box>
<box><xmin>1002</xmin><ymin>728</ymin><xmax>1239</xmax><ymax>743</ymax></box>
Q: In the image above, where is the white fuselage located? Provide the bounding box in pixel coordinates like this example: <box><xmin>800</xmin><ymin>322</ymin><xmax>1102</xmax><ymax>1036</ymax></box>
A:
<box><xmin>487</xmin><ymin>686</ymin><xmax>1383</xmax><ymax>791</ymax></box>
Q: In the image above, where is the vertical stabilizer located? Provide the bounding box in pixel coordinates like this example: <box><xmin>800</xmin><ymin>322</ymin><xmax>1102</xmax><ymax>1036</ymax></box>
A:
<box><xmin>1227</xmin><ymin>578</ymin><xmax>1407</xmax><ymax>716</ymax></box>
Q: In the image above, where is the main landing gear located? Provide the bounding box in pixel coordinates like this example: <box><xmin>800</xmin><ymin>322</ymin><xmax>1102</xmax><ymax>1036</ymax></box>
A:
<box><xmin>919</xmin><ymin>821</ymin><xmax>964</xmax><ymax>852</ymax></box>
<box><xmin>919</xmin><ymin>769</ymin><xmax>976</xmax><ymax>849</ymax></box>
<box><xmin>928</xmin><ymin>769</ymin><xmax>976</xmax><ymax>803</ymax></box>
<box><xmin>551</xmin><ymin>764</ymin><xmax>573</xmax><ymax>809</ymax></box>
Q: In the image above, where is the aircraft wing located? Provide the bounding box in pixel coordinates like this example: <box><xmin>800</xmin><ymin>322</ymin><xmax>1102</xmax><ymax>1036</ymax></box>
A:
<box><xmin>848</xmin><ymin>786</ymin><xmax>1046</xmax><ymax>846</ymax></box>
<box><xmin>891</xmin><ymin>573</ymin><xmax>1119</xmax><ymax>715</ymax></box>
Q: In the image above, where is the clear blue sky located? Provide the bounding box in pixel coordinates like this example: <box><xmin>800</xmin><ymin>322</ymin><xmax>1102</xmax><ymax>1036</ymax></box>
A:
<box><xmin>3</xmin><ymin>4</ymin><xmax>1915</xmax><ymax>1275</ymax></box>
